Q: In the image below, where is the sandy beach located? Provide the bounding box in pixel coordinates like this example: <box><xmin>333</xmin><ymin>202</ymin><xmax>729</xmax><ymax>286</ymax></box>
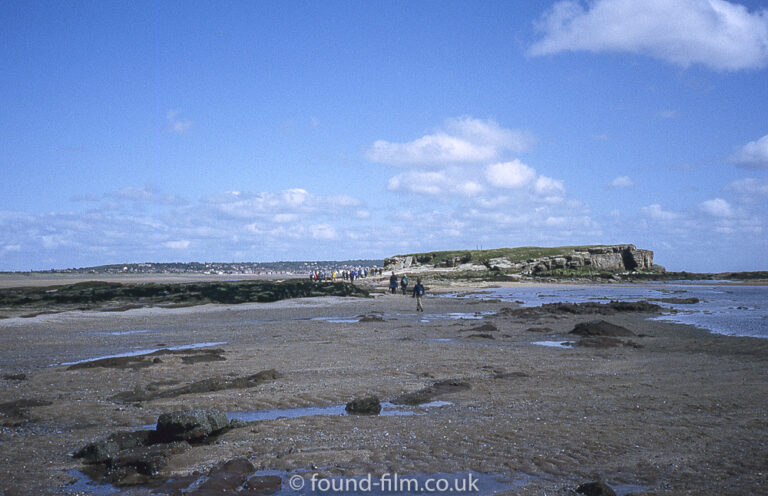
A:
<box><xmin>1</xmin><ymin>279</ymin><xmax>767</xmax><ymax>495</ymax></box>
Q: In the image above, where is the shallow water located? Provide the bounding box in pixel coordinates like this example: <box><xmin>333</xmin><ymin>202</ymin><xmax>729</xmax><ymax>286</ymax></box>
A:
<box><xmin>447</xmin><ymin>283</ymin><xmax>768</xmax><ymax>339</ymax></box>
<box><xmin>227</xmin><ymin>401</ymin><xmax>422</xmax><ymax>422</ymax></box>
<box><xmin>57</xmin><ymin>341</ymin><xmax>227</xmax><ymax>366</ymax></box>
<box><xmin>531</xmin><ymin>340</ymin><xmax>573</xmax><ymax>349</ymax></box>
<box><xmin>87</xmin><ymin>329</ymin><xmax>157</xmax><ymax>336</ymax></box>
<box><xmin>65</xmin><ymin>470</ymin><xmax>119</xmax><ymax>495</ymax></box>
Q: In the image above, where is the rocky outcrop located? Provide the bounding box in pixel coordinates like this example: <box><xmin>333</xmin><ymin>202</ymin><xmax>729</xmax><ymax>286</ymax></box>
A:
<box><xmin>570</xmin><ymin>320</ymin><xmax>636</xmax><ymax>337</ymax></box>
<box><xmin>155</xmin><ymin>409</ymin><xmax>230</xmax><ymax>442</ymax></box>
<box><xmin>345</xmin><ymin>396</ymin><xmax>382</xmax><ymax>415</ymax></box>
<box><xmin>385</xmin><ymin>244</ymin><xmax>664</xmax><ymax>275</ymax></box>
<box><xmin>74</xmin><ymin>408</ymin><xmax>232</xmax><ymax>486</ymax></box>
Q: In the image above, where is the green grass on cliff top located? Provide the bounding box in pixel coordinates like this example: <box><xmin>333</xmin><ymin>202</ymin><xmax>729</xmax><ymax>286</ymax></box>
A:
<box><xmin>388</xmin><ymin>245</ymin><xmax>608</xmax><ymax>265</ymax></box>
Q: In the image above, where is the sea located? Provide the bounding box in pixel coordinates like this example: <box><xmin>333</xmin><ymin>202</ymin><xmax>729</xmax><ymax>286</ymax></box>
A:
<box><xmin>447</xmin><ymin>282</ymin><xmax>768</xmax><ymax>339</ymax></box>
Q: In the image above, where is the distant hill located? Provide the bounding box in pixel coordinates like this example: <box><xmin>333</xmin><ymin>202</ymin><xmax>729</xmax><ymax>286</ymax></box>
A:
<box><xmin>10</xmin><ymin>260</ymin><xmax>385</xmax><ymax>275</ymax></box>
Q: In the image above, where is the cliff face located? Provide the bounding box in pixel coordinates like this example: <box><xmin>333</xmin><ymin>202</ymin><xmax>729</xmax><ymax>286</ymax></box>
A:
<box><xmin>385</xmin><ymin>244</ymin><xmax>664</xmax><ymax>275</ymax></box>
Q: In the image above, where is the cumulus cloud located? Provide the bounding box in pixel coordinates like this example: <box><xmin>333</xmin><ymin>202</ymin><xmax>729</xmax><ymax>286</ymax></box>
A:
<box><xmin>641</xmin><ymin>203</ymin><xmax>680</xmax><ymax>220</ymax></box>
<box><xmin>608</xmin><ymin>175</ymin><xmax>635</xmax><ymax>188</ymax></box>
<box><xmin>730</xmin><ymin>134</ymin><xmax>768</xmax><ymax>168</ymax></box>
<box><xmin>699</xmin><ymin>198</ymin><xmax>736</xmax><ymax>217</ymax></box>
<box><xmin>529</xmin><ymin>0</ymin><xmax>768</xmax><ymax>71</ymax></box>
<box><xmin>367</xmin><ymin>117</ymin><xmax>533</xmax><ymax>166</ymax></box>
<box><xmin>485</xmin><ymin>160</ymin><xmax>537</xmax><ymax>188</ymax></box>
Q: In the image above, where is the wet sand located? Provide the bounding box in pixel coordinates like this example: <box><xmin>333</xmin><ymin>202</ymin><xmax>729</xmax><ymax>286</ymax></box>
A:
<box><xmin>1</xmin><ymin>280</ymin><xmax>767</xmax><ymax>495</ymax></box>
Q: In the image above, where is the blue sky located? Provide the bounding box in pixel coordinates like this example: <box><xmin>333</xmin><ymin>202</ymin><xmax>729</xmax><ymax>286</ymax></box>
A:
<box><xmin>1</xmin><ymin>0</ymin><xmax>768</xmax><ymax>272</ymax></box>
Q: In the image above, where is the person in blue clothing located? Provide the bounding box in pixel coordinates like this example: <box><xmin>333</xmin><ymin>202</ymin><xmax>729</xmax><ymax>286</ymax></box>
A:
<box><xmin>400</xmin><ymin>274</ymin><xmax>408</xmax><ymax>295</ymax></box>
<box><xmin>412</xmin><ymin>277</ymin><xmax>425</xmax><ymax>312</ymax></box>
<box><xmin>389</xmin><ymin>272</ymin><xmax>398</xmax><ymax>294</ymax></box>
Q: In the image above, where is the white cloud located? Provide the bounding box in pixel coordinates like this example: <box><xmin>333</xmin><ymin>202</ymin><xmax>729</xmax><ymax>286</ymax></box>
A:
<box><xmin>206</xmin><ymin>188</ymin><xmax>361</xmax><ymax>220</ymax></box>
<box><xmin>167</xmin><ymin>110</ymin><xmax>192</xmax><ymax>134</ymax></box>
<box><xmin>163</xmin><ymin>240</ymin><xmax>190</xmax><ymax>249</ymax></box>
<box><xmin>273</xmin><ymin>213</ymin><xmax>298</xmax><ymax>223</ymax></box>
<box><xmin>730</xmin><ymin>134</ymin><xmax>768</xmax><ymax>168</ymax></box>
<box><xmin>387</xmin><ymin>171</ymin><xmax>449</xmax><ymax>195</ymax></box>
<box><xmin>367</xmin><ymin>117</ymin><xmax>533</xmax><ymax>166</ymax></box>
<box><xmin>726</xmin><ymin>177</ymin><xmax>768</xmax><ymax>201</ymax></box>
<box><xmin>641</xmin><ymin>203</ymin><xmax>680</xmax><ymax>220</ymax></box>
<box><xmin>529</xmin><ymin>0</ymin><xmax>768</xmax><ymax>71</ymax></box>
<box><xmin>608</xmin><ymin>175</ymin><xmax>635</xmax><ymax>188</ymax></box>
<box><xmin>454</xmin><ymin>181</ymin><xmax>485</xmax><ymax>196</ymax></box>
<box><xmin>310</xmin><ymin>224</ymin><xmax>337</xmax><ymax>240</ymax></box>
<box><xmin>699</xmin><ymin>198</ymin><xmax>735</xmax><ymax>217</ymax></box>
<box><xmin>485</xmin><ymin>160</ymin><xmax>537</xmax><ymax>188</ymax></box>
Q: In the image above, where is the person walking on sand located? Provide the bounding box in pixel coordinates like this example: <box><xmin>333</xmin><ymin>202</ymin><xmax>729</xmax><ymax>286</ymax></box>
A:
<box><xmin>400</xmin><ymin>274</ymin><xmax>408</xmax><ymax>295</ymax></box>
<box><xmin>389</xmin><ymin>272</ymin><xmax>398</xmax><ymax>294</ymax></box>
<box><xmin>412</xmin><ymin>278</ymin><xmax>425</xmax><ymax>312</ymax></box>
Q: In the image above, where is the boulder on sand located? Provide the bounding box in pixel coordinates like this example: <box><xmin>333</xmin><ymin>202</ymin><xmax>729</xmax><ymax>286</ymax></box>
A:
<box><xmin>576</xmin><ymin>481</ymin><xmax>616</xmax><ymax>496</ymax></box>
<box><xmin>155</xmin><ymin>409</ymin><xmax>229</xmax><ymax>442</ymax></box>
<box><xmin>345</xmin><ymin>396</ymin><xmax>382</xmax><ymax>415</ymax></box>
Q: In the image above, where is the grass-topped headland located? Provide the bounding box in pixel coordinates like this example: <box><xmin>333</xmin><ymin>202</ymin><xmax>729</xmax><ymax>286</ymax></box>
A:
<box><xmin>384</xmin><ymin>244</ymin><xmax>663</xmax><ymax>279</ymax></box>
<box><xmin>385</xmin><ymin>245</ymin><xmax>602</xmax><ymax>268</ymax></box>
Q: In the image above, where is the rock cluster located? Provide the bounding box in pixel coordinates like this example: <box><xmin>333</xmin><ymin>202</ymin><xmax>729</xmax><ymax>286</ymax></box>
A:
<box><xmin>74</xmin><ymin>408</ymin><xmax>232</xmax><ymax>485</ymax></box>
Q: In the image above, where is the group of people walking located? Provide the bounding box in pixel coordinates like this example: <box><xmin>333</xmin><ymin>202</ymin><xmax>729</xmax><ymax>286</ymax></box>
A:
<box><xmin>389</xmin><ymin>272</ymin><xmax>425</xmax><ymax>312</ymax></box>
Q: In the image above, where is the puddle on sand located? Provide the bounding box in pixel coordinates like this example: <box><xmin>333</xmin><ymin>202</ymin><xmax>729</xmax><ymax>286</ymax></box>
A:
<box><xmin>58</xmin><ymin>342</ymin><xmax>227</xmax><ymax>367</ymax></box>
<box><xmin>66</xmin><ymin>470</ymin><xmax>119</xmax><ymax>494</ymax></box>
<box><xmin>227</xmin><ymin>401</ymin><xmax>451</xmax><ymax>423</ymax></box>
<box><xmin>134</xmin><ymin>401</ymin><xmax>453</xmax><ymax>432</ymax></box>
<box><xmin>87</xmin><ymin>329</ymin><xmax>158</xmax><ymax>336</ymax></box>
<box><xmin>531</xmin><ymin>340</ymin><xmax>574</xmax><ymax>349</ymax></box>
<box><xmin>612</xmin><ymin>483</ymin><xmax>652</xmax><ymax>496</ymax></box>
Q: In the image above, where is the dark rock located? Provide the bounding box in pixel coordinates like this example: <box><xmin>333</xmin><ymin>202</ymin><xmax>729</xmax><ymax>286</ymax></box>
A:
<box><xmin>74</xmin><ymin>430</ymin><xmax>154</xmax><ymax>464</ymax></box>
<box><xmin>358</xmin><ymin>314</ymin><xmax>385</xmax><ymax>322</ymax></box>
<box><xmin>570</xmin><ymin>320</ymin><xmax>635</xmax><ymax>337</ymax></box>
<box><xmin>574</xmin><ymin>337</ymin><xmax>624</xmax><ymax>348</ymax></box>
<box><xmin>392</xmin><ymin>379</ymin><xmax>471</xmax><ymax>405</ymax></box>
<box><xmin>111</xmin><ymin>369</ymin><xmax>280</xmax><ymax>402</ymax></box>
<box><xmin>150</xmin><ymin>474</ymin><xmax>200</xmax><ymax>495</ymax></box>
<box><xmin>3</xmin><ymin>373</ymin><xmax>26</xmax><ymax>380</ymax></box>
<box><xmin>0</xmin><ymin>280</ymin><xmax>369</xmax><ymax>316</ymax></box>
<box><xmin>0</xmin><ymin>398</ymin><xmax>52</xmax><ymax>426</ymax></box>
<box><xmin>181</xmin><ymin>353</ymin><xmax>226</xmax><ymax>364</ymax></box>
<box><xmin>194</xmin><ymin>458</ymin><xmax>256</xmax><ymax>494</ymax></box>
<box><xmin>525</xmin><ymin>327</ymin><xmax>553</xmax><ymax>333</ymax></box>
<box><xmin>245</xmin><ymin>474</ymin><xmax>282</xmax><ymax>495</ymax></box>
<box><xmin>501</xmin><ymin>300</ymin><xmax>661</xmax><ymax>318</ymax></box>
<box><xmin>576</xmin><ymin>481</ymin><xmax>616</xmax><ymax>496</ymax></box>
<box><xmin>345</xmin><ymin>396</ymin><xmax>382</xmax><ymax>415</ymax></box>
<box><xmin>67</xmin><ymin>356</ymin><xmax>155</xmax><ymax>370</ymax></box>
<box><xmin>649</xmin><ymin>297</ymin><xmax>700</xmax><ymax>304</ymax></box>
<box><xmin>155</xmin><ymin>409</ymin><xmax>229</xmax><ymax>442</ymax></box>
<box><xmin>467</xmin><ymin>333</ymin><xmax>495</xmax><ymax>339</ymax></box>
<box><xmin>108</xmin><ymin>442</ymin><xmax>188</xmax><ymax>479</ymax></box>
<box><xmin>462</xmin><ymin>323</ymin><xmax>499</xmax><ymax>333</ymax></box>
